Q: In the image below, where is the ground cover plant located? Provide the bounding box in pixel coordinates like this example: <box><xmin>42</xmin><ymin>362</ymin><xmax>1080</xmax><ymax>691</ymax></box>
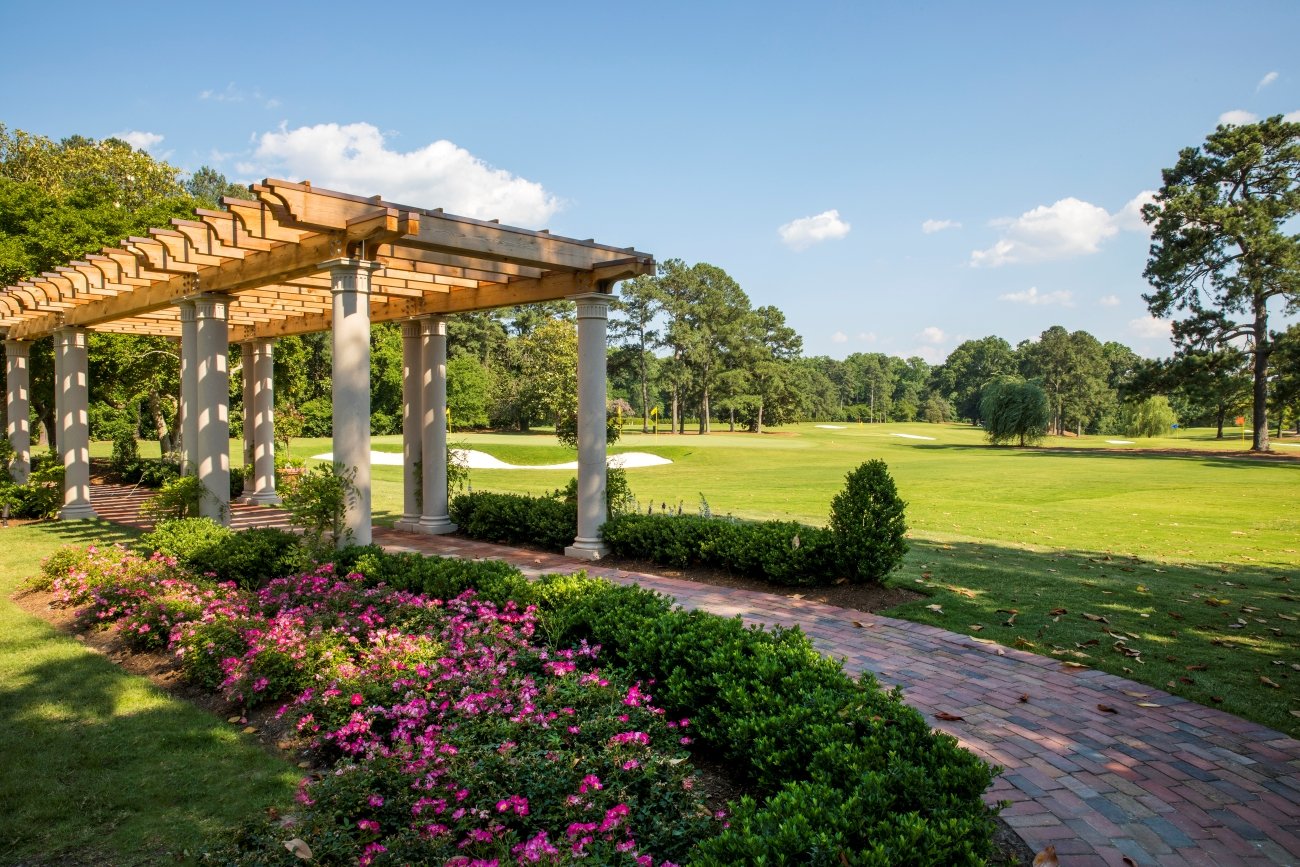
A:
<box><xmin>0</xmin><ymin>522</ymin><xmax>299</xmax><ymax>866</ymax></box>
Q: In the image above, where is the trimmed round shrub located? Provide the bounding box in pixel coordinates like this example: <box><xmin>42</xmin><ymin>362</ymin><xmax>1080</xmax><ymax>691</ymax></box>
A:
<box><xmin>828</xmin><ymin>459</ymin><xmax>908</xmax><ymax>583</ymax></box>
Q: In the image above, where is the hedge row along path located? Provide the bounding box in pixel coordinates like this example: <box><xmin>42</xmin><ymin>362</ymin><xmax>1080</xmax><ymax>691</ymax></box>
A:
<box><xmin>88</xmin><ymin>482</ymin><xmax>1300</xmax><ymax>866</ymax></box>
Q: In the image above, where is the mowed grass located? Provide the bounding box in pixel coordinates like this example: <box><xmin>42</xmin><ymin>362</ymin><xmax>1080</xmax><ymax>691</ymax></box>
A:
<box><xmin>102</xmin><ymin>423</ymin><xmax>1300</xmax><ymax>735</ymax></box>
<box><xmin>0</xmin><ymin>521</ymin><xmax>300</xmax><ymax>866</ymax></box>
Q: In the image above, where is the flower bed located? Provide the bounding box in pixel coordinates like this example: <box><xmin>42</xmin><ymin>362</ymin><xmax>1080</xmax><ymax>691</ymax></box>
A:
<box><xmin>39</xmin><ymin>539</ymin><xmax>997</xmax><ymax>865</ymax></box>
<box><xmin>44</xmin><ymin>546</ymin><xmax>713</xmax><ymax>865</ymax></box>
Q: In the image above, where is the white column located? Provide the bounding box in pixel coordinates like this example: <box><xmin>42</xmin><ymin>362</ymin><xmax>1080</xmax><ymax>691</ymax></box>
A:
<box><xmin>178</xmin><ymin>300</ymin><xmax>198</xmax><ymax>473</ymax></box>
<box><xmin>417</xmin><ymin>315</ymin><xmax>456</xmax><ymax>534</ymax></box>
<box><xmin>565</xmin><ymin>293</ymin><xmax>610</xmax><ymax>560</ymax></box>
<box><xmin>327</xmin><ymin>258</ymin><xmax>380</xmax><ymax>546</ymax></box>
<box><xmin>5</xmin><ymin>340</ymin><xmax>31</xmax><ymax>483</ymax></box>
<box><xmin>194</xmin><ymin>294</ymin><xmax>230</xmax><ymax>523</ymax></box>
<box><xmin>240</xmin><ymin>341</ymin><xmax>255</xmax><ymax>497</ymax></box>
<box><xmin>395</xmin><ymin>318</ymin><xmax>423</xmax><ymax>531</ymax></box>
<box><xmin>55</xmin><ymin>327</ymin><xmax>96</xmax><ymax>520</ymax></box>
<box><xmin>242</xmin><ymin>339</ymin><xmax>279</xmax><ymax>505</ymax></box>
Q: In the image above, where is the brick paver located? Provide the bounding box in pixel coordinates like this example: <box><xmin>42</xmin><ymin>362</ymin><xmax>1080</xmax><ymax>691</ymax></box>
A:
<box><xmin>88</xmin><ymin>483</ymin><xmax>1300</xmax><ymax>866</ymax></box>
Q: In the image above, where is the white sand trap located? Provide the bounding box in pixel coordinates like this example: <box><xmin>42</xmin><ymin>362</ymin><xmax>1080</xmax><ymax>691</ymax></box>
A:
<box><xmin>1106</xmin><ymin>439</ymin><xmax>1136</xmax><ymax>445</ymax></box>
<box><xmin>310</xmin><ymin>450</ymin><xmax>672</xmax><ymax>471</ymax></box>
<box><xmin>890</xmin><ymin>433</ymin><xmax>936</xmax><ymax>441</ymax></box>
<box><xmin>815</xmin><ymin>424</ymin><xmax>846</xmax><ymax>429</ymax></box>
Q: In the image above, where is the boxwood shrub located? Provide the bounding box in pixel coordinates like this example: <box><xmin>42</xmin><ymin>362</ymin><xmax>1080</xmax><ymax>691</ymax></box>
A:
<box><xmin>449</xmin><ymin>490</ymin><xmax>575</xmax><ymax>551</ymax></box>
<box><xmin>139</xmin><ymin>518</ymin><xmax>311</xmax><ymax>589</ymax></box>
<box><xmin>601</xmin><ymin>513</ymin><xmax>837</xmax><ymax>585</ymax></box>
<box><xmin>527</xmin><ymin>572</ymin><xmax>997</xmax><ymax>864</ymax></box>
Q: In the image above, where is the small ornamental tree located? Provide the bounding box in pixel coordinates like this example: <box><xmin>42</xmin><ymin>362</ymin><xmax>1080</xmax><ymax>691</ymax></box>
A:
<box><xmin>980</xmin><ymin>377</ymin><xmax>1049</xmax><ymax>446</ymax></box>
<box><xmin>828</xmin><ymin>459</ymin><xmax>908</xmax><ymax>583</ymax></box>
<box><xmin>1126</xmin><ymin>395</ymin><xmax>1178</xmax><ymax>438</ymax></box>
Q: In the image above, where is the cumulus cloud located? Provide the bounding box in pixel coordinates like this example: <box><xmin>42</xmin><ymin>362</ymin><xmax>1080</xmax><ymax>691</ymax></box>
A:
<box><xmin>921</xmin><ymin>218</ymin><xmax>961</xmax><ymax>234</ymax></box>
<box><xmin>920</xmin><ymin>326</ymin><xmax>945</xmax><ymax>344</ymax></box>
<box><xmin>778</xmin><ymin>209</ymin><xmax>851</xmax><ymax>250</ymax></box>
<box><xmin>251</xmin><ymin>122</ymin><xmax>561</xmax><ymax>226</ymax></box>
<box><xmin>1129</xmin><ymin>316</ymin><xmax>1172</xmax><ymax>339</ymax></box>
<box><xmin>1258</xmin><ymin>71</ymin><xmax>1279</xmax><ymax>90</ymax></box>
<box><xmin>1285</xmin><ymin>110</ymin><xmax>1300</xmax><ymax>123</ymax></box>
<box><xmin>831</xmin><ymin>331</ymin><xmax>848</xmax><ymax>344</ymax></box>
<box><xmin>1099</xmin><ymin>294</ymin><xmax>1121</xmax><ymax>307</ymax></box>
<box><xmin>200</xmin><ymin>82</ymin><xmax>280</xmax><ymax>109</ymax></box>
<box><xmin>998</xmin><ymin>286</ymin><xmax>1074</xmax><ymax>307</ymax></box>
<box><xmin>1219</xmin><ymin>109</ymin><xmax>1259</xmax><ymax>126</ymax></box>
<box><xmin>970</xmin><ymin>192</ymin><xmax>1156</xmax><ymax>267</ymax></box>
<box><xmin>115</xmin><ymin>130</ymin><xmax>164</xmax><ymax>152</ymax></box>
<box><xmin>857</xmin><ymin>331</ymin><xmax>877</xmax><ymax>343</ymax></box>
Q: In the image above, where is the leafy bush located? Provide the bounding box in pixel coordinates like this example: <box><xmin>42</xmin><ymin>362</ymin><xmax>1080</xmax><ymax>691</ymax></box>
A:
<box><xmin>450</xmin><ymin>490</ymin><xmax>576</xmax><ymax>551</ymax></box>
<box><xmin>140</xmin><ymin>517</ymin><xmax>233</xmax><ymax>560</ymax></box>
<box><xmin>135</xmin><ymin>457</ymin><xmax>181</xmax><ymax>488</ymax></box>
<box><xmin>346</xmin><ymin>548</ymin><xmax>531</xmax><ymax>606</ymax></box>
<box><xmin>141</xmin><ymin>519</ymin><xmax>309</xmax><ymax>589</ymax></box>
<box><xmin>281</xmin><ymin>462</ymin><xmax>358</xmax><ymax>547</ymax></box>
<box><xmin>108</xmin><ymin>418</ymin><xmax>141</xmax><ymax>480</ymax></box>
<box><xmin>601</xmin><ymin>513</ymin><xmax>837</xmax><ymax>585</ymax></box>
<box><xmin>12</xmin><ymin>461</ymin><xmax>64</xmax><ymax>519</ymax></box>
<box><xmin>828</xmin><ymin>459</ymin><xmax>908</xmax><ymax>583</ymax></box>
<box><xmin>980</xmin><ymin>376</ymin><xmax>1049</xmax><ymax>446</ymax></box>
<box><xmin>530</xmin><ymin>573</ymin><xmax>996</xmax><ymax>864</ymax></box>
<box><xmin>139</xmin><ymin>473</ymin><xmax>205</xmax><ymax>522</ymax></box>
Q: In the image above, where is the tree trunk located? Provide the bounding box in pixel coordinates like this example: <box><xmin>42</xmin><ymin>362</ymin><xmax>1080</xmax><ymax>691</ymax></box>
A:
<box><xmin>39</xmin><ymin>407</ymin><xmax>55</xmax><ymax>449</ymax></box>
<box><xmin>756</xmin><ymin>401</ymin><xmax>764</xmax><ymax>434</ymax></box>
<box><xmin>1215</xmin><ymin>407</ymin><xmax>1225</xmax><ymax>439</ymax></box>
<box><xmin>699</xmin><ymin>390</ymin><xmax>710</xmax><ymax>434</ymax></box>
<box><xmin>148</xmin><ymin>393</ymin><xmax>172</xmax><ymax>454</ymax></box>
<box><xmin>728</xmin><ymin>407</ymin><xmax>735</xmax><ymax>432</ymax></box>
<box><xmin>1251</xmin><ymin>309</ymin><xmax>1270</xmax><ymax>452</ymax></box>
<box><xmin>670</xmin><ymin>388</ymin><xmax>678</xmax><ymax>435</ymax></box>
<box><xmin>638</xmin><ymin>348</ymin><xmax>650</xmax><ymax>433</ymax></box>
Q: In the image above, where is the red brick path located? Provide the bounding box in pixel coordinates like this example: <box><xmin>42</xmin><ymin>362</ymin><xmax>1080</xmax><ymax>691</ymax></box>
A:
<box><xmin>89</xmin><ymin>483</ymin><xmax>1300</xmax><ymax>866</ymax></box>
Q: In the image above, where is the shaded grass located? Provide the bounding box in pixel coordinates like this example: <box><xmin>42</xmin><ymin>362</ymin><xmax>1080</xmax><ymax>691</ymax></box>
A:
<box><xmin>0</xmin><ymin>522</ymin><xmax>299</xmax><ymax>866</ymax></box>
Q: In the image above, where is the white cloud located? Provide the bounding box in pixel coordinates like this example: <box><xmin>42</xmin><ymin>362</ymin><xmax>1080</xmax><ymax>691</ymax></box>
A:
<box><xmin>857</xmin><ymin>331</ymin><xmax>877</xmax><ymax>343</ymax></box>
<box><xmin>778</xmin><ymin>209</ymin><xmax>851</xmax><ymax>250</ymax></box>
<box><xmin>251</xmin><ymin>122</ymin><xmax>561</xmax><ymax>226</ymax></box>
<box><xmin>1129</xmin><ymin>316</ymin><xmax>1172</xmax><ymax>339</ymax></box>
<box><xmin>1099</xmin><ymin>294</ymin><xmax>1121</xmax><ymax>307</ymax></box>
<box><xmin>919</xmin><ymin>326</ymin><xmax>945</xmax><ymax>344</ymax></box>
<box><xmin>1219</xmin><ymin>109</ymin><xmax>1259</xmax><ymax>126</ymax></box>
<box><xmin>831</xmin><ymin>330</ymin><xmax>848</xmax><ymax>344</ymax></box>
<box><xmin>116</xmin><ymin>130</ymin><xmax>164</xmax><ymax>152</ymax></box>
<box><xmin>1285</xmin><ymin>110</ymin><xmax>1300</xmax><ymax>123</ymax></box>
<box><xmin>921</xmin><ymin>218</ymin><xmax>961</xmax><ymax>234</ymax></box>
<box><xmin>1258</xmin><ymin>71</ymin><xmax>1279</xmax><ymax>90</ymax></box>
<box><xmin>998</xmin><ymin>286</ymin><xmax>1074</xmax><ymax>307</ymax></box>
<box><xmin>200</xmin><ymin>82</ymin><xmax>279</xmax><ymax>109</ymax></box>
<box><xmin>1112</xmin><ymin>190</ymin><xmax>1158</xmax><ymax>232</ymax></box>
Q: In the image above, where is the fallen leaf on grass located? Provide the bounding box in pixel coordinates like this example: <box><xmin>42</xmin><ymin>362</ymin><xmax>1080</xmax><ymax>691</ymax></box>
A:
<box><xmin>1082</xmin><ymin>612</ymin><xmax>1110</xmax><ymax>623</ymax></box>
<box><xmin>1062</xmin><ymin>661</ymin><xmax>1087</xmax><ymax>668</ymax></box>
<box><xmin>227</xmin><ymin>715</ymin><xmax>242</xmax><ymax>724</ymax></box>
<box><xmin>1210</xmin><ymin>696</ymin><xmax>1224</xmax><ymax>703</ymax></box>
<box><xmin>851</xmin><ymin>621</ymin><xmax>865</xmax><ymax>628</ymax></box>
<box><xmin>1204</xmin><ymin>597</ymin><xmax>1230</xmax><ymax>607</ymax></box>
<box><xmin>1290</xmin><ymin>711</ymin><xmax>1300</xmax><ymax>719</ymax></box>
<box><xmin>1278</xmin><ymin>614</ymin><xmax>1297</xmax><ymax>622</ymax></box>
<box><xmin>925</xmin><ymin>604</ymin><xmax>944</xmax><ymax>614</ymax></box>
<box><xmin>1077</xmin><ymin>638</ymin><xmax>1100</xmax><ymax>647</ymax></box>
<box><xmin>1003</xmin><ymin>613</ymin><xmax>1018</xmax><ymax>626</ymax></box>
<box><xmin>970</xmin><ymin>624</ymin><xmax>984</xmax><ymax>632</ymax></box>
<box><xmin>1186</xmin><ymin>664</ymin><xmax>1208</xmax><ymax>671</ymax></box>
<box><xmin>284</xmin><ymin>838</ymin><xmax>313</xmax><ymax>860</ymax></box>
<box><xmin>243</xmin><ymin>726</ymin><xmax>258</xmax><ymax>734</ymax></box>
<box><xmin>934</xmin><ymin>711</ymin><xmax>964</xmax><ymax>721</ymax></box>
<box><xmin>1261</xmin><ymin>676</ymin><xmax>1282</xmax><ymax>689</ymax></box>
<box><xmin>1032</xmin><ymin>845</ymin><xmax>1058</xmax><ymax>867</ymax></box>
<box><xmin>1097</xmin><ymin>704</ymin><xmax>1119</xmax><ymax>714</ymax></box>
<box><xmin>1014</xmin><ymin>637</ymin><xmax>1036</xmax><ymax>649</ymax></box>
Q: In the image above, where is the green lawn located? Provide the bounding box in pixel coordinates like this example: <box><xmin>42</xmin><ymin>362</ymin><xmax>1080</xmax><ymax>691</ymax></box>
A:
<box><xmin>0</xmin><ymin>522</ymin><xmax>300</xmax><ymax>866</ymax></box>
<box><xmin>96</xmin><ymin>422</ymin><xmax>1300</xmax><ymax>736</ymax></box>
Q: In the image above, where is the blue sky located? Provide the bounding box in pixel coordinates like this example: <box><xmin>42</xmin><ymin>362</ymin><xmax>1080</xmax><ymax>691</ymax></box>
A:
<box><xmin>4</xmin><ymin>0</ymin><xmax>1299</xmax><ymax>363</ymax></box>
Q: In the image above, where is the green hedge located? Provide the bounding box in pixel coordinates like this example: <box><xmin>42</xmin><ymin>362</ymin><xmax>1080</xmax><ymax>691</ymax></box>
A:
<box><xmin>449</xmin><ymin>490</ymin><xmax>576</xmax><ymax>551</ymax></box>
<box><xmin>601</xmin><ymin>513</ymin><xmax>838</xmax><ymax>585</ymax></box>
<box><xmin>139</xmin><ymin>518</ymin><xmax>310</xmax><ymax>589</ymax></box>
<box><xmin>526</xmin><ymin>572</ymin><xmax>997</xmax><ymax>864</ymax></box>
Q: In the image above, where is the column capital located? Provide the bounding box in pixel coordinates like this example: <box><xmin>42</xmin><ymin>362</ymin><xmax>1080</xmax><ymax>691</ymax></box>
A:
<box><xmin>4</xmin><ymin>339</ymin><xmax>29</xmax><ymax>359</ymax></box>
<box><xmin>419</xmin><ymin>315</ymin><xmax>448</xmax><ymax>338</ymax></box>
<box><xmin>323</xmin><ymin>258</ymin><xmax>382</xmax><ymax>295</ymax></box>
<box><xmin>175</xmin><ymin>297</ymin><xmax>196</xmax><ymax>321</ymax></box>
<box><xmin>401</xmin><ymin>318</ymin><xmax>423</xmax><ymax>339</ymax></box>
<box><xmin>192</xmin><ymin>293</ymin><xmax>228</xmax><ymax>320</ymax></box>
<box><xmin>568</xmin><ymin>292</ymin><xmax>612</xmax><ymax>320</ymax></box>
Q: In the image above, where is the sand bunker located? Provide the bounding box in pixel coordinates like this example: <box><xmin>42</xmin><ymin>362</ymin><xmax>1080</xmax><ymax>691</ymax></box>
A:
<box><xmin>310</xmin><ymin>449</ymin><xmax>672</xmax><ymax>470</ymax></box>
<box><xmin>1105</xmin><ymin>439</ymin><xmax>1136</xmax><ymax>445</ymax></box>
<box><xmin>815</xmin><ymin>424</ymin><xmax>846</xmax><ymax>429</ymax></box>
<box><xmin>890</xmin><ymin>433</ymin><xmax>936</xmax><ymax>441</ymax></box>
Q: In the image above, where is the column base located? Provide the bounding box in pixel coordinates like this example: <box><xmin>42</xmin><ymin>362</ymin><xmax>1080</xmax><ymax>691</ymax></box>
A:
<box><xmin>415</xmin><ymin>517</ymin><xmax>458</xmax><ymax>536</ymax></box>
<box><xmin>237</xmin><ymin>491</ymin><xmax>282</xmax><ymax>506</ymax></box>
<box><xmin>59</xmin><ymin>503</ymin><xmax>98</xmax><ymax>521</ymax></box>
<box><xmin>393</xmin><ymin>516</ymin><xmax>424</xmax><ymax>533</ymax></box>
<box><xmin>565</xmin><ymin>539</ymin><xmax>608</xmax><ymax>561</ymax></box>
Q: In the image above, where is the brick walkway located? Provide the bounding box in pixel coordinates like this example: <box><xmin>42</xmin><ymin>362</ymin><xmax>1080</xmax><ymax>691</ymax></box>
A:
<box><xmin>89</xmin><ymin>483</ymin><xmax>1300</xmax><ymax>866</ymax></box>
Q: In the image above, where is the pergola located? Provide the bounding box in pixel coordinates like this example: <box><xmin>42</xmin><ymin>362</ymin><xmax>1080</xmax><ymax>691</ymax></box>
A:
<box><xmin>0</xmin><ymin>180</ymin><xmax>653</xmax><ymax>558</ymax></box>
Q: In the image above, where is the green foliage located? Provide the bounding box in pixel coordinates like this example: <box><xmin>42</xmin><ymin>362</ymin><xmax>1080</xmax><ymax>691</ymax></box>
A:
<box><xmin>280</xmin><ymin>462</ymin><xmax>358</xmax><ymax>548</ymax></box>
<box><xmin>450</xmin><ymin>490</ymin><xmax>576</xmax><ymax>551</ymax></box>
<box><xmin>192</xmin><ymin>528</ymin><xmax>311</xmax><ymax>589</ymax></box>
<box><xmin>447</xmin><ymin>353</ymin><xmax>493</xmax><ymax>429</ymax></box>
<box><xmin>1144</xmin><ymin>115</ymin><xmax>1300</xmax><ymax>451</ymax></box>
<box><xmin>979</xmin><ymin>376</ymin><xmax>1050</xmax><ymax>446</ymax></box>
<box><xmin>11</xmin><ymin>459</ymin><xmax>64</xmax><ymax>519</ymax></box>
<box><xmin>1019</xmin><ymin>325</ymin><xmax>1112</xmax><ymax>434</ymax></box>
<box><xmin>1124</xmin><ymin>395</ymin><xmax>1179</xmax><ymax>438</ymax></box>
<box><xmin>139</xmin><ymin>473</ymin><xmax>204</xmax><ymax>522</ymax></box>
<box><xmin>140</xmin><ymin>518</ymin><xmax>233</xmax><ymax>562</ymax></box>
<box><xmin>529</xmin><ymin>574</ymin><xmax>996</xmax><ymax>863</ymax></box>
<box><xmin>345</xmin><ymin>548</ymin><xmax>531</xmax><ymax>606</ymax></box>
<box><xmin>928</xmin><ymin>336</ymin><xmax>1017</xmax><ymax>424</ymax></box>
<box><xmin>602</xmin><ymin>513</ymin><xmax>837</xmax><ymax>585</ymax></box>
<box><xmin>828</xmin><ymin>460</ymin><xmax>909</xmax><ymax>583</ymax></box>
